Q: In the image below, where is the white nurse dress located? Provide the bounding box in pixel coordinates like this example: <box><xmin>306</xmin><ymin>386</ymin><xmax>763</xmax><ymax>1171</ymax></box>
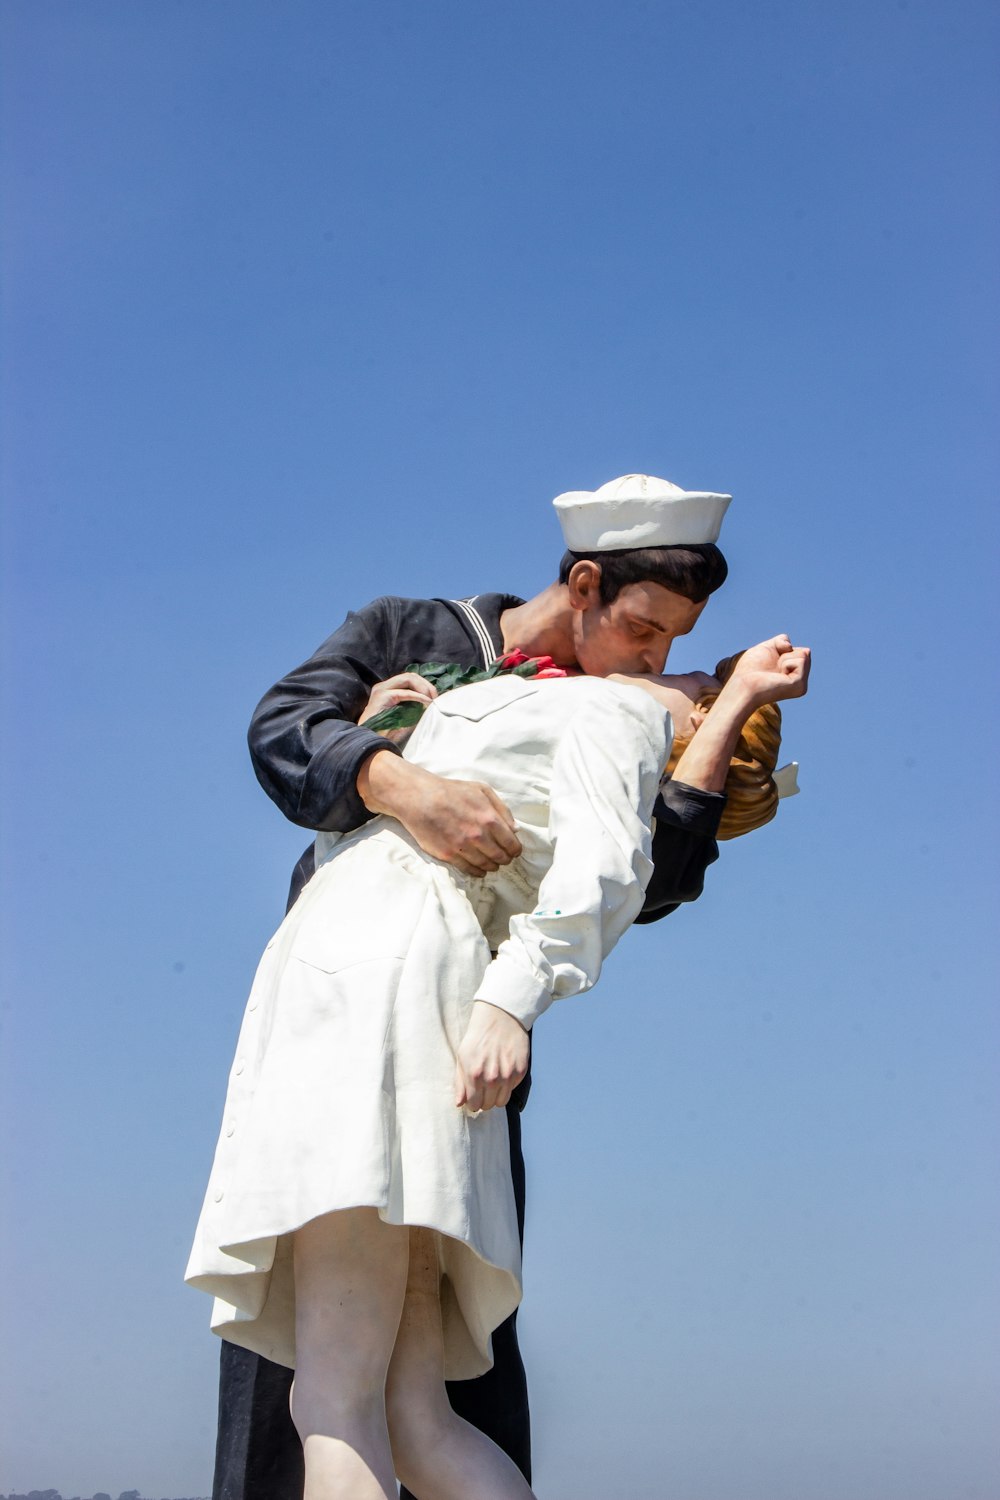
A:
<box><xmin>186</xmin><ymin>673</ymin><xmax>671</xmax><ymax>1379</ymax></box>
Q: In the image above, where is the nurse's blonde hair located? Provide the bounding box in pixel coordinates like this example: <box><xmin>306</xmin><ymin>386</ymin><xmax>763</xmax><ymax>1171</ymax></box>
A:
<box><xmin>666</xmin><ymin>652</ymin><xmax>782</xmax><ymax>840</ymax></box>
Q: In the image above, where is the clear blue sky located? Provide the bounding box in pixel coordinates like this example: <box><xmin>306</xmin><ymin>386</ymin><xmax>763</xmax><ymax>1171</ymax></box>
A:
<box><xmin>2</xmin><ymin>2</ymin><xmax>998</xmax><ymax>1495</ymax></box>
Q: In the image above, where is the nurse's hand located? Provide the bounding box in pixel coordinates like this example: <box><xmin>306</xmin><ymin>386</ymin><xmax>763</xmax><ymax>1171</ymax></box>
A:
<box><xmin>455</xmin><ymin>1002</ymin><xmax>530</xmax><ymax>1113</ymax></box>
<box><xmin>358</xmin><ymin>672</ymin><xmax>439</xmax><ymax>724</ymax></box>
<box><xmin>727</xmin><ymin>635</ymin><xmax>811</xmax><ymax>707</ymax></box>
<box><xmin>357</xmin><ymin>754</ymin><xmax>522</xmax><ymax>876</ymax></box>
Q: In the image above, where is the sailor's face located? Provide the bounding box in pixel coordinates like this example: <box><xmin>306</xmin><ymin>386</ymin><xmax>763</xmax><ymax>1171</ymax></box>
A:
<box><xmin>573</xmin><ymin>581</ymin><xmax>707</xmax><ymax>677</ymax></box>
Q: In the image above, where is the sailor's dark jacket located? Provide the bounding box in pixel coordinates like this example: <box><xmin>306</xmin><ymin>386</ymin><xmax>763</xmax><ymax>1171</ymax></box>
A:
<box><xmin>248</xmin><ymin>591</ymin><xmax>725</xmax><ymax>1103</ymax></box>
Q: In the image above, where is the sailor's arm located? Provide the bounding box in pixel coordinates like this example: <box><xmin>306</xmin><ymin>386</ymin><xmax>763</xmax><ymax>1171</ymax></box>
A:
<box><xmin>356</xmin><ymin>750</ymin><xmax>521</xmax><ymax>877</ymax></box>
<box><xmin>248</xmin><ymin>597</ymin><xmax>405</xmax><ymax>833</ymax></box>
<box><xmin>250</xmin><ymin>600</ymin><xmax>521</xmax><ymax>876</ymax></box>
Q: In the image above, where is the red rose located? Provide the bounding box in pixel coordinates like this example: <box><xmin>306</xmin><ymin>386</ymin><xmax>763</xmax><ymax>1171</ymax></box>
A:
<box><xmin>529</xmin><ymin>656</ymin><xmax>568</xmax><ymax>679</ymax></box>
<box><xmin>498</xmin><ymin>648</ymin><xmax>531</xmax><ymax>669</ymax></box>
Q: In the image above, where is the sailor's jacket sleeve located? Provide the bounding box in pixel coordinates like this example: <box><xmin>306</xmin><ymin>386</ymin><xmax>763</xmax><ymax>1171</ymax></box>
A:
<box><xmin>247</xmin><ymin>598</ymin><xmax>405</xmax><ymax>833</ymax></box>
<box><xmin>472</xmin><ymin>690</ymin><xmax>667</xmax><ymax>1029</ymax></box>
<box><xmin>633</xmin><ymin>781</ymin><xmax>725</xmax><ymax>924</ymax></box>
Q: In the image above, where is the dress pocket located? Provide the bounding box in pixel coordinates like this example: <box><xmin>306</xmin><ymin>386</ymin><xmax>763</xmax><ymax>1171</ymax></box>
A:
<box><xmin>431</xmin><ymin>675</ymin><xmax>541</xmax><ymax>723</ymax></box>
<box><xmin>289</xmin><ymin>838</ymin><xmax>432</xmax><ymax>974</ymax></box>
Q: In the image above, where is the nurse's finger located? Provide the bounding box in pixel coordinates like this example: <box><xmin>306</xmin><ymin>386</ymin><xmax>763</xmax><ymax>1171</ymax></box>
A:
<box><xmin>389</xmin><ymin>672</ymin><xmax>438</xmax><ymax>696</ymax></box>
<box><xmin>454</xmin><ymin>1059</ymin><xmax>469</xmax><ymax>1108</ymax></box>
<box><xmin>358</xmin><ymin>688</ymin><xmax>431</xmax><ymax>725</ymax></box>
<box><xmin>455</xmin><ymin>1062</ymin><xmax>483</xmax><ymax>1112</ymax></box>
<box><xmin>370</xmin><ymin>672</ymin><xmax>438</xmax><ymax>700</ymax></box>
<box><xmin>492</xmin><ymin>1082</ymin><xmax>512</xmax><ymax>1111</ymax></box>
<box><xmin>478</xmin><ymin>1080</ymin><xmax>502</xmax><ymax>1113</ymax></box>
<box><xmin>458</xmin><ymin>1059</ymin><xmax>489</xmax><ymax>1113</ymax></box>
<box><xmin>376</xmin><ymin>688</ymin><xmax>429</xmax><ymax>705</ymax></box>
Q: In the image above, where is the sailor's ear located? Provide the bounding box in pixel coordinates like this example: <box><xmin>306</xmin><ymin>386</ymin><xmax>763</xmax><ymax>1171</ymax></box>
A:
<box><xmin>565</xmin><ymin>559</ymin><xmax>603</xmax><ymax>611</ymax></box>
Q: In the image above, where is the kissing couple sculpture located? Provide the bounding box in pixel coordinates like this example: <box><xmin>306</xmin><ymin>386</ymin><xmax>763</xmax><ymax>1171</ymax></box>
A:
<box><xmin>187</xmin><ymin>473</ymin><xmax>811</xmax><ymax>1500</ymax></box>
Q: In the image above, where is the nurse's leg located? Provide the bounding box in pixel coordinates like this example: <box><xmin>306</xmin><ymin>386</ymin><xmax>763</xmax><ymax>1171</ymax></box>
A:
<box><xmin>291</xmin><ymin>1208</ymin><xmax>408</xmax><ymax>1500</ymax></box>
<box><xmin>386</xmin><ymin>1228</ymin><xmax>535</xmax><ymax>1500</ymax></box>
<box><xmin>436</xmin><ymin>1099</ymin><xmax>530</xmax><ymax>1482</ymax></box>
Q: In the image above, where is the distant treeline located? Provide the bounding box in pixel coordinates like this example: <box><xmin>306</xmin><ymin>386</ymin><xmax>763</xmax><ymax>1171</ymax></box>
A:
<box><xmin>1</xmin><ymin>1492</ymin><xmax>208</xmax><ymax>1500</ymax></box>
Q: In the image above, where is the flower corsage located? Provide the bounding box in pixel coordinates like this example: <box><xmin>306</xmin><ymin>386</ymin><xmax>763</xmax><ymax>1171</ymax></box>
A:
<box><xmin>363</xmin><ymin>649</ymin><xmax>569</xmax><ymax>735</ymax></box>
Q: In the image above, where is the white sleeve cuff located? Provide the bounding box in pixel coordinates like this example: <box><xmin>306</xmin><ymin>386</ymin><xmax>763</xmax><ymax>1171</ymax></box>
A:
<box><xmin>473</xmin><ymin>951</ymin><xmax>553</xmax><ymax>1030</ymax></box>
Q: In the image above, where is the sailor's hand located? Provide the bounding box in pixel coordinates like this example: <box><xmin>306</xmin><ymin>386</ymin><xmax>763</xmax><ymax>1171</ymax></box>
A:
<box><xmin>727</xmin><ymin>635</ymin><xmax>811</xmax><ymax>708</ymax></box>
<box><xmin>358</xmin><ymin>672</ymin><xmax>438</xmax><ymax>725</ymax></box>
<box><xmin>356</xmin><ymin>755</ymin><xmax>522</xmax><ymax>876</ymax></box>
<box><xmin>455</xmin><ymin>1001</ymin><xmax>530</xmax><ymax>1114</ymax></box>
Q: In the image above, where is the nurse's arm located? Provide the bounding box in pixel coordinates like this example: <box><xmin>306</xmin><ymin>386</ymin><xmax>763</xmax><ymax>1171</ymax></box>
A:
<box><xmin>456</xmin><ymin>690</ymin><xmax>666</xmax><ymax>1112</ymax></box>
<box><xmin>670</xmin><ymin>634</ymin><xmax>811</xmax><ymax>791</ymax></box>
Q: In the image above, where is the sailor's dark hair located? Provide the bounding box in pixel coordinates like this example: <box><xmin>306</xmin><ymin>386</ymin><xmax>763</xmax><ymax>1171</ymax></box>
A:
<box><xmin>557</xmin><ymin>543</ymin><xmax>728</xmax><ymax>605</ymax></box>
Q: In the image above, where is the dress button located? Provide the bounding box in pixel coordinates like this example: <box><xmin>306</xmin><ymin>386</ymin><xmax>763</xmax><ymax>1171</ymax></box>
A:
<box><xmin>225</xmin><ymin>1122</ymin><xmax>236</xmax><ymax>1137</ymax></box>
<box><xmin>235</xmin><ymin>1060</ymin><xmax>245</xmax><ymax>1076</ymax></box>
<box><xmin>214</xmin><ymin>1190</ymin><xmax>224</xmax><ymax>1202</ymax></box>
<box><xmin>247</xmin><ymin>1000</ymin><xmax>258</xmax><ymax>1012</ymax></box>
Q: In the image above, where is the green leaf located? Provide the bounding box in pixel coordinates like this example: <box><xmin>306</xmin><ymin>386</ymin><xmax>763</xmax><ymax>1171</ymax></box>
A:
<box><xmin>365</xmin><ymin>653</ymin><xmax>542</xmax><ymax>734</ymax></box>
<box><xmin>434</xmin><ymin>664</ymin><xmax>471</xmax><ymax>692</ymax></box>
<box><xmin>405</xmin><ymin>662</ymin><xmax>455</xmax><ymax>687</ymax></box>
<box><xmin>362</xmin><ymin>700</ymin><xmax>428</xmax><ymax>733</ymax></box>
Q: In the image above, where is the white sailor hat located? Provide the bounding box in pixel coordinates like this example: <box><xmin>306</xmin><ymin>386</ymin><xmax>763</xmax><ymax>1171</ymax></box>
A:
<box><xmin>553</xmin><ymin>473</ymin><xmax>732</xmax><ymax>552</ymax></box>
